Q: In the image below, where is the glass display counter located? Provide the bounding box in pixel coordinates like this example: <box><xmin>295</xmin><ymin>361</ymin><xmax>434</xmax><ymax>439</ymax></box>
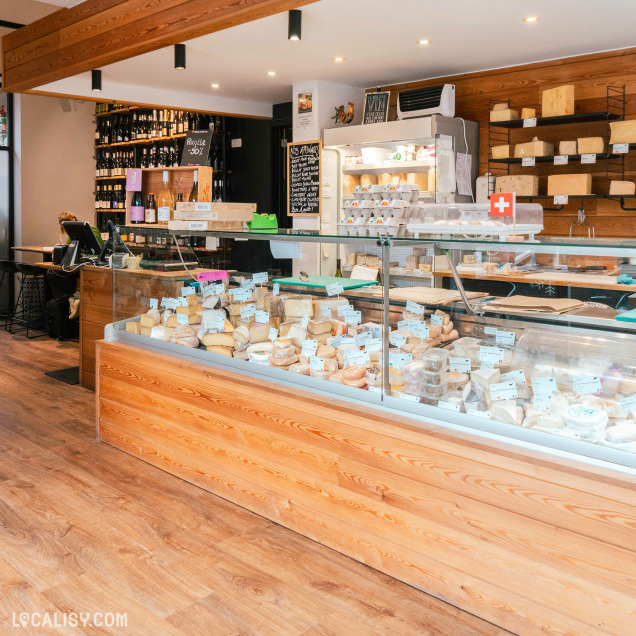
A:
<box><xmin>108</xmin><ymin>224</ymin><xmax>636</xmax><ymax>471</ymax></box>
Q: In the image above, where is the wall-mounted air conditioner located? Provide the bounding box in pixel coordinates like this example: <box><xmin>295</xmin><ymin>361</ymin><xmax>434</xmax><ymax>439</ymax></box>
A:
<box><xmin>397</xmin><ymin>84</ymin><xmax>455</xmax><ymax>119</ymax></box>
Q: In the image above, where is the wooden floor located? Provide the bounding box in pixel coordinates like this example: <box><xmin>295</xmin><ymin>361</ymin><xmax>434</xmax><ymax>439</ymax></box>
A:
<box><xmin>0</xmin><ymin>330</ymin><xmax>508</xmax><ymax>636</ymax></box>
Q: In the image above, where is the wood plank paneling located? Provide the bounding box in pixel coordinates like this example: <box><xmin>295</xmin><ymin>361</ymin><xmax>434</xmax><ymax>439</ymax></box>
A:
<box><xmin>1</xmin><ymin>0</ymin><xmax>319</xmax><ymax>93</ymax></box>
<box><xmin>97</xmin><ymin>340</ymin><xmax>636</xmax><ymax>636</ymax></box>
<box><xmin>372</xmin><ymin>48</ymin><xmax>636</xmax><ymax>238</ymax></box>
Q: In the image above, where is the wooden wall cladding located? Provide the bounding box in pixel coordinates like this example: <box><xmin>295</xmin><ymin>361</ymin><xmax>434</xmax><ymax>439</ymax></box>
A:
<box><xmin>372</xmin><ymin>48</ymin><xmax>636</xmax><ymax>238</ymax></box>
<box><xmin>1</xmin><ymin>0</ymin><xmax>319</xmax><ymax>93</ymax></box>
<box><xmin>97</xmin><ymin>340</ymin><xmax>636</xmax><ymax>635</ymax></box>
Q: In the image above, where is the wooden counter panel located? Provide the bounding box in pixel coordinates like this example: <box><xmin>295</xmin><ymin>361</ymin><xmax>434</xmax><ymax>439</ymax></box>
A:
<box><xmin>97</xmin><ymin>341</ymin><xmax>636</xmax><ymax>635</ymax></box>
<box><xmin>82</xmin><ymin>304</ymin><xmax>112</xmax><ymax>326</ymax></box>
<box><xmin>82</xmin><ymin>370</ymin><xmax>96</xmax><ymax>391</ymax></box>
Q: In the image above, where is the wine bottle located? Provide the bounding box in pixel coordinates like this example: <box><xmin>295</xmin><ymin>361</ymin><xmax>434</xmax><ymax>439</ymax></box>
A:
<box><xmin>157</xmin><ymin>171</ymin><xmax>174</xmax><ymax>225</ymax></box>
<box><xmin>130</xmin><ymin>190</ymin><xmax>145</xmax><ymax>223</ymax></box>
<box><xmin>177</xmin><ymin>193</ymin><xmax>184</xmax><ymax>203</ymax></box>
<box><xmin>335</xmin><ymin>259</ymin><xmax>343</xmax><ymax>278</ymax></box>
<box><xmin>145</xmin><ymin>193</ymin><xmax>157</xmax><ymax>223</ymax></box>
<box><xmin>188</xmin><ymin>170</ymin><xmax>199</xmax><ymax>202</ymax></box>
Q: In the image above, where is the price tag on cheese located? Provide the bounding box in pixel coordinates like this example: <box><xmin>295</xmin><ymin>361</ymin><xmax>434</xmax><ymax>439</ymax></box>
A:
<box><xmin>523</xmin><ymin>118</ymin><xmax>537</xmax><ymax>128</ymax></box>
<box><xmin>202</xmin><ymin>284</ymin><xmax>217</xmax><ymax>299</ymax></box>
<box><xmin>160</xmin><ymin>297</ymin><xmax>169</xmax><ymax>308</ymax></box>
<box><xmin>365</xmin><ymin>338</ymin><xmax>382</xmax><ymax>353</ymax></box>
<box><xmin>619</xmin><ymin>394</ymin><xmax>636</xmax><ymax>414</ymax></box>
<box><xmin>340</xmin><ymin>336</ymin><xmax>356</xmax><ymax>346</ymax></box>
<box><xmin>240</xmin><ymin>279</ymin><xmax>256</xmax><ymax>289</ymax></box>
<box><xmin>554</xmin><ymin>155</ymin><xmax>568</xmax><ymax>166</ymax></box>
<box><xmin>149</xmin><ymin>298</ymin><xmax>158</xmax><ymax>309</ymax></box>
<box><xmin>438</xmin><ymin>400</ymin><xmax>461</xmax><ymax>412</ymax></box>
<box><xmin>326</xmin><ymin>282</ymin><xmax>344</xmax><ymax>297</ymax></box>
<box><xmin>522</xmin><ymin>157</ymin><xmax>535</xmax><ymax>167</ymax></box>
<box><xmin>411</xmin><ymin>323</ymin><xmax>429</xmax><ymax>339</ymax></box>
<box><xmin>230</xmin><ymin>288</ymin><xmax>252</xmax><ymax>302</ymax></box>
<box><xmin>301</xmin><ymin>339</ymin><xmax>318</xmax><ymax>356</ymax></box>
<box><xmin>496</xmin><ymin>331</ymin><xmax>516</xmax><ymax>347</ymax></box>
<box><xmin>301</xmin><ymin>314</ymin><xmax>310</xmax><ymax>329</ymax></box>
<box><xmin>336</xmin><ymin>304</ymin><xmax>350</xmax><ymax>315</ymax></box>
<box><xmin>480</xmin><ymin>361</ymin><xmax>494</xmax><ymax>370</ymax></box>
<box><xmin>181</xmin><ymin>286</ymin><xmax>195</xmax><ymax>297</ymax></box>
<box><xmin>613</xmin><ymin>143</ymin><xmax>629</xmax><ymax>154</ymax></box>
<box><xmin>405</xmin><ymin>300</ymin><xmax>425</xmax><ymax>316</ymax></box>
<box><xmin>240</xmin><ymin>304</ymin><xmax>256</xmax><ymax>320</ymax></box>
<box><xmin>177</xmin><ymin>313</ymin><xmax>189</xmax><ymax>325</ymax></box>
<box><xmin>573</xmin><ymin>375</ymin><xmax>602</xmax><ymax>395</ymax></box>
<box><xmin>390</xmin><ymin>333</ymin><xmax>407</xmax><ymax>347</ymax></box>
<box><xmin>480</xmin><ymin>346</ymin><xmax>505</xmax><ymax>366</ymax></box>
<box><xmin>268</xmin><ymin>327</ymin><xmax>278</xmax><ymax>341</ymax></box>
<box><xmin>164</xmin><ymin>298</ymin><xmax>179</xmax><ymax>311</ymax></box>
<box><xmin>215</xmin><ymin>283</ymin><xmax>225</xmax><ymax>294</ymax></box>
<box><xmin>328</xmin><ymin>335</ymin><xmax>343</xmax><ymax>347</ymax></box>
<box><xmin>177</xmin><ymin>297</ymin><xmax>188</xmax><ymax>307</ymax></box>
<box><xmin>389</xmin><ymin>352</ymin><xmax>412</xmax><ymax>368</ymax></box>
<box><xmin>581</xmin><ymin>153</ymin><xmax>596</xmax><ymax>164</ymax></box>
<box><xmin>430</xmin><ymin>315</ymin><xmax>443</xmax><ymax>326</ymax></box>
<box><xmin>346</xmin><ymin>350</ymin><xmax>370</xmax><ymax>366</ymax></box>
<box><xmin>533</xmin><ymin>394</ymin><xmax>552</xmax><ymax>413</ymax></box>
<box><xmin>203</xmin><ymin>312</ymin><xmax>225</xmax><ymax>331</ymax></box>
<box><xmin>253</xmin><ymin>272</ymin><xmax>268</xmax><ymax>284</ymax></box>
<box><xmin>397</xmin><ymin>320</ymin><xmax>410</xmax><ymax>332</ymax></box>
<box><xmin>320</xmin><ymin>305</ymin><xmax>332</xmax><ymax>318</ymax></box>
<box><xmin>341</xmin><ymin>310</ymin><xmax>361</xmax><ymax>325</ymax></box>
<box><xmin>255</xmin><ymin>310</ymin><xmax>269</xmax><ymax>324</ymax></box>
<box><xmin>449</xmin><ymin>357</ymin><xmax>471</xmax><ymax>373</ymax></box>
<box><xmin>466</xmin><ymin>407</ymin><xmax>492</xmax><ymax>420</ymax></box>
<box><xmin>490</xmin><ymin>381</ymin><xmax>518</xmax><ymax>402</ymax></box>
<box><xmin>398</xmin><ymin>393</ymin><xmax>420</xmax><ymax>403</ymax></box>
<box><xmin>501</xmin><ymin>369</ymin><xmax>526</xmax><ymax>385</ymax></box>
<box><xmin>354</xmin><ymin>332</ymin><xmax>372</xmax><ymax>346</ymax></box>
<box><xmin>309</xmin><ymin>356</ymin><xmax>324</xmax><ymax>372</ymax></box>
<box><xmin>484</xmin><ymin>326</ymin><xmax>498</xmax><ymax>335</ymax></box>
<box><xmin>532</xmin><ymin>376</ymin><xmax>557</xmax><ymax>396</ymax></box>
<box><xmin>273</xmin><ymin>283</ymin><xmax>280</xmax><ymax>296</ymax></box>
<box><xmin>554</xmin><ymin>195</ymin><xmax>569</xmax><ymax>205</ymax></box>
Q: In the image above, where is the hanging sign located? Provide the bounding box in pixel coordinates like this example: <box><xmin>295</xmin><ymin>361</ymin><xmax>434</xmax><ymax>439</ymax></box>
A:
<box><xmin>181</xmin><ymin>130</ymin><xmax>213</xmax><ymax>166</ymax></box>
<box><xmin>287</xmin><ymin>140</ymin><xmax>322</xmax><ymax>216</ymax></box>
<box><xmin>362</xmin><ymin>92</ymin><xmax>390</xmax><ymax>125</ymax></box>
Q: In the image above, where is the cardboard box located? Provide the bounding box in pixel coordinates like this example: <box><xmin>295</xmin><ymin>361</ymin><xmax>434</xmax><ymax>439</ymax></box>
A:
<box><xmin>491</xmin><ymin>144</ymin><xmax>511</xmax><ymax>159</ymax></box>
<box><xmin>490</xmin><ymin>109</ymin><xmax>520</xmax><ymax>123</ymax></box>
<box><xmin>542</xmin><ymin>85</ymin><xmax>575</xmax><ymax>117</ymax></box>
<box><xmin>577</xmin><ymin>137</ymin><xmax>605</xmax><ymax>154</ymax></box>
<box><xmin>168</xmin><ymin>219</ymin><xmax>248</xmax><ymax>231</ymax></box>
<box><xmin>495</xmin><ymin>175</ymin><xmax>539</xmax><ymax>196</ymax></box>
<box><xmin>547</xmin><ymin>174</ymin><xmax>592</xmax><ymax>196</ymax></box>
<box><xmin>174</xmin><ymin>201</ymin><xmax>257</xmax><ymax>220</ymax></box>
<box><xmin>610</xmin><ymin>120</ymin><xmax>636</xmax><ymax>144</ymax></box>
<box><xmin>609</xmin><ymin>180</ymin><xmax>636</xmax><ymax>196</ymax></box>
<box><xmin>559</xmin><ymin>140</ymin><xmax>578</xmax><ymax>155</ymax></box>
<box><xmin>514</xmin><ymin>140</ymin><xmax>554</xmax><ymax>158</ymax></box>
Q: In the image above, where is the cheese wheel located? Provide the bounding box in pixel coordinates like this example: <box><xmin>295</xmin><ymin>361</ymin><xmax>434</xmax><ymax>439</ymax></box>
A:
<box><xmin>271</xmin><ymin>354</ymin><xmax>299</xmax><ymax>367</ymax></box>
<box><xmin>172</xmin><ymin>335</ymin><xmax>199</xmax><ymax>348</ymax></box>
<box><xmin>233</xmin><ymin>325</ymin><xmax>250</xmax><ymax>345</ymax></box>
<box><xmin>206</xmin><ymin>345</ymin><xmax>233</xmax><ymax>356</ymax></box>
<box><xmin>288</xmin><ymin>363</ymin><xmax>310</xmax><ymax>375</ymax></box>
<box><xmin>441</xmin><ymin>329</ymin><xmax>458</xmax><ymax>342</ymax></box>
<box><xmin>273</xmin><ymin>337</ymin><xmax>293</xmax><ymax>348</ymax></box>
<box><xmin>360</xmin><ymin>174</ymin><xmax>377</xmax><ymax>186</ymax></box>
<box><xmin>342</xmin><ymin>364</ymin><xmax>366</xmax><ymax>382</ymax></box>
<box><xmin>316</xmin><ymin>344</ymin><xmax>336</xmax><ymax>359</ymax></box>
<box><xmin>344</xmin><ymin>377</ymin><xmax>367</xmax><ymax>389</ymax></box>
<box><xmin>126</xmin><ymin>320</ymin><xmax>142</xmax><ymax>335</ymax></box>
<box><xmin>329</xmin><ymin>371</ymin><xmax>345</xmax><ymax>384</ymax></box>
<box><xmin>272</xmin><ymin>344</ymin><xmax>296</xmax><ymax>359</ymax></box>
<box><xmin>233</xmin><ymin>349</ymin><xmax>249</xmax><ymax>361</ymax></box>
<box><xmin>245</xmin><ymin>341</ymin><xmax>274</xmax><ymax>354</ymax></box>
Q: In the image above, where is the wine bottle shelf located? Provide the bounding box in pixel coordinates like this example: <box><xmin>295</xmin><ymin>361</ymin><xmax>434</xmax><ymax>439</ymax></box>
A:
<box><xmin>95</xmin><ymin>107</ymin><xmax>139</xmax><ymax>118</ymax></box>
<box><xmin>95</xmin><ymin>134</ymin><xmax>187</xmax><ymax>149</ymax></box>
<box><xmin>95</xmin><ymin>176</ymin><xmax>127</xmax><ymax>180</ymax></box>
<box><xmin>96</xmin><ymin>208</ymin><xmax>128</xmax><ymax>212</ymax></box>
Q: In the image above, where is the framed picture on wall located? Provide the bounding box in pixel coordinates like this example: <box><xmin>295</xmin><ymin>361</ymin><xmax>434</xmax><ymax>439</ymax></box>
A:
<box><xmin>362</xmin><ymin>91</ymin><xmax>390</xmax><ymax>125</ymax></box>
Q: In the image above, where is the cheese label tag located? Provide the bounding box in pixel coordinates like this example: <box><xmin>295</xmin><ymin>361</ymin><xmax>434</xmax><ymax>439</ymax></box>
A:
<box><xmin>365</xmin><ymin>338</ymin><xmax>382</xmax><ymax>353</ymax></box>
<box><xmin>554</xmin><ymin>195</ymin><xmax>569</xmax><ymax>205</ymax></box>
<box><xmin>339</xmin><ymin>337</ymin><xmax>356</xmax><ymax>346</ymax></box>
<box><xmin>178</xmin><ymin>297</ymin><xmax>188</xmax><ymax>307</ymax></box>
<box><xmin>438</xmin><ymin>400</ymin><xmax>460</xmax><ymax>412</ymax></box>
<box><xmin>253</xmin><ymin>272</ymin><xmax>268</xmax><ymax>284</ymax></box>
<box><xmin>301</xmin><ymin>339</ymin><xmax>318</xmax><ymax>356</ymax></box>
<box><xmin>523</xmin><ymin>118</ymin><xmax>537</xmax><ymax>128</ymax></box>
<box><xmin>554</xmin><ymin>155</ymin><xmax>568</xmax><ymax>165</ymax></box>
<box><xmin>480</xmin><ymin>361</ymin><xmax>494</xmax><ymax>370</ymax></box>
<box><xmin>613</xmin><ymin>143</ymin><xmax>629</xmax><ymax>154</ymax></box>
<box><xmin>268</xmin><ymin>327</ymin><xmax>278</xmax><ymax>342</ymax></box>
<box><xmin>398</xmin><ymin>393</ymin><xmax>420</xmax><ymax>403</ymax></box>
<box><xmin>533</xmin><ymin>394</ymin><xmax>552</xmax><ymax>413</ymax></box>
<box><xmin>230</xmin><ymin>288</ymin><xmax>252</xmax><ymax>302</ymax></box>
<box><xmin>336</xmin><ymin>304</ymin><xmax>350</xmax><ymax>315</ymax></box>
<box><xmin>273</xmin><ymin>283</ymin><xmax>280</xmax><ymax>296</ymax></box>
<box><xmin>496</xmin><ymin>331</ymin><xmax>516</xmax><ymax>347</ymax></box>
<box><xmin>214</xmin><ymin>283</ymin><xmax>225</xmax><ymax>294</ymax></box>
<box><xmin>581</xmin><ymin>153</ymin><xmax>597</xmax><ymax>164</ymax></box>
<box><xmin>397</xmin><ymin>320</ymin><xmax>410</xmax><ymax>332</ymax></box>
<box><xmin>466</xmin><ymin>407</ymin><xmax>491</xmax><ymax>419</ymax></box>
<box><xmin>354</xmin><ymin>332</ymin><xmax>372</xmax><ymax>346</ymax></box>
<box><xmin>328</xmin><ymin>335</ymin><xmax>343</xmax><ymax>348</ymax></box>
<box><xmin>320</xmin><ymin>305</ymin><xmax>332</xmax><ymax>318</ymax></box>
<box><xmin>255</xmin><ymin>310</ymin><xmax>269</xmax><ymax>324</ymax></box>
<box><xmin>201</xmin><ymin>284</ymin><xmax>217</xmax><ymax>298</ymax></box>
<box><xmin>240</xmin><ymin>279</ymin><xmax>256</xmax><ymax>289</ymax></box>
<box><xmin>203</xmin><ymin>312</ymin><xmax>223</xmax><ymax>331</ymax></box>
<box><xmin>480</xmin><ymin>346</ymin><xmax>504</xmax><ymax>365</ymax></box>
<box><xmin>406</xmin><ymin>300</ymin><xmax>425</xmax><ymax>316</ymax></box>
<box><xmin>389</xmin><ymin>352</ymin><xmax>412</xmax><ymax>368</ymax></box>
<box><xmin>532</xmin><ymin>376</ymin><xmax>557</xmax><ymax>396</ymax></box>
<box><xmin>240</xmin><ymin>304</ymin><xmax>256</xmax><ymax>320</ymax></box>
<box><xmin>149</xmin><ymin>298</ymin><xmax>158</xmax><ymax>309</ymax></box>
<box><xmin>326</xmin><ymin>282</ymin><xmax>344</xmax><ymax>297</ymax></box>
<box><xmin>490</xmin><ymin>381</ymin><xmax>518</xmax><ymax>402</ymax></box>
<box><xmin>522</xmin><ymin>157</ymin><xmax>535</xmax><ymax>167</ymax></box>
<box><xmin>160</xmin><ymin>297</ymin><xmax>168</xmax><ymax>308</ymax></box>
<box><xmin>164</xmin><ymin>298</ymin><xmax>179</xmax><ymax>311</ymax></box>
<box><xmin>431</xmin><ymin>315</ymin><xmax>443</xmax><ymax>326</ymax></box>
<box><xmin>309</xmin><ymin>356</ymin><xmax>324</xmax><ymax>372</ymax></box>
<box><xmin>483</xmin><ymin>326</ymin><xmax>498</xmax><ymax>335</ymax></box>
<box><xmin>619</xmin><ymin>394</ymin><xmax>636</xmax><ymax>414</ymax></box>
<box><xmin>573</xmin><ymin>375</ymin><xmax>602</xmax><ymax>395</ymax></box>
<box><xmin>390</xmin><ymin>333</ymin><xmax>407</xmax><ymax>347</ymax></box>
<box><xmin>177</xmin><ymin>313</ymin><xmax>189</xmax><ymax>325</ymax></box>
<box><xmin>341</xmin><ymin>310</ymin><xmax>361</xmax><ymax>325</ymax></box>
<box><xmin>301</xmin><ymin>314</ymin><xmax>310</xmax><ymax>329</ymax></box>
<box><xmin>411</xmin><ymin>323</ymin><xmax>429</xmax><ymax>339</ymax></box>
<box><xmin>346</xmin><ymin>350</ymin><xmax>370</xmax><ymax>366</ymax></box>
<box><xmin>501</xmin><ymin>369</ymin><xmax>526</xmax><ymax>385</ymax></box>
<box><xmin>181</xmin><ymin>286</ymin><xmax>195</xmax><ymax>297</ymax></box>
<box><xmin>188</xmin><ymin>221</ymin><xmax>207</xmax><ymax>231</ymax></box>
<box><xmin>449</xmin><ymin>357</ymin><xmax>471</xmax><ymax>373</ymax></box>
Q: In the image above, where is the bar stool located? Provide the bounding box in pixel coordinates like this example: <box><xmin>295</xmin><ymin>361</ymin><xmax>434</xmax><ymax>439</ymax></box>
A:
<box><xmin>6</xmin><ymin>264</ymin><xmax>47</xmax><ymax>338</ymax></box>
<box><xmin>0</xmin><ymin>260</ymin><xmax>17</xmax><ymax>324</ymax></box>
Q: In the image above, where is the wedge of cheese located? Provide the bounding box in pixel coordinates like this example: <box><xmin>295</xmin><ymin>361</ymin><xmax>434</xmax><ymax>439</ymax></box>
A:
<box><xmin>233</xmin><ymin>325</ymin><xmax>250</xmax><ymax>345</ymax></box>
<box><xmin>576</xmin><ymin>137</ymin><xmax>604</xmax><ymax>154</ymax></box>
<box><xmin>126</xmin><ymin>320</ymin><xmax>142</xmax><ymax>334</ymax></box>
<box><xmin>609</xmin><ymin>180</ymin><xmax>636</xmax><ymax>196</ymax></box>
<box><xmin>470</xmin><ymin>368</ymin><xmax>501</xmax><ymax>391</ymax></box>
<box><xmin>308</xmin><ymin>319</ymin><xmax>332</xmax><ymax>336</ymax></box>
<box><xmin>249</xmin><ymin>322</ymin><xmax>271</xmax><ymax>344</ymax></box>
<box><xmin>559</xmin><ymin>140</ymin><xmax>577</xmax><ymax>155</ymax></box>
<box><xmin>284</xmin><ymin>296</ymin><xmax>313</xmax><ymax>319</ymax></box>
<box><xmin>201</xmin><ymin>332</ymin><xmax>234</xmax><ymax>347</ymax></box>
<box><xmin>521</xmin><ymin>108</ymin><xmax>536</xmax><ymax>119</ymax></box>
<box><xmin>547</xmin><ymin>174</ymin><xmax>592</xmax><ymax>196</ymax></box>
<box><xmin>610</xmin><ymin>120</ymin><xmax>636</xmax><ymax>144</ymax></box>
<box><xmin>206</xmin><ymin>345</ymin><xmax>233</xmax><ymax>357</ymax></box>
<box><xmin>176</xmin><ymin>305</ymin><xmax>201</xmax><ymax>316</ymax></box>
<box><xmin>490</xmin><ymin>109</ymin><xmax>519</xmax><ymax>122</ymax></box>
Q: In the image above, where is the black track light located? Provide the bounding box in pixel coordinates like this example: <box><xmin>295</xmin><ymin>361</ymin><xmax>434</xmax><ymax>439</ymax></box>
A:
<box><xmin>174</xmin><ymin>43</ymin><xmax>186</xmax><ymax>69</ymax></box>
<box><xmin>288</xmin><ymin>10</ymin><xmax>302</xmax><ymax>41</ymax></box>
<box><xmin>91</xmin><ymin>69</ymin><xmax>102</xmax><ymax>92</ymax></box>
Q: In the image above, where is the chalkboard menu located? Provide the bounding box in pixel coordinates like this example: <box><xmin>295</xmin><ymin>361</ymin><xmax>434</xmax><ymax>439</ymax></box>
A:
<box><xmin>180</xmin><ymin>130</ymin><xmax>213</xmax><ymax>166</ymax></box>
<box><xmin>287</xmin><ymin>140</ymin><xmax>322</xmax><ymax>217</ymax></box>
<box><xmin>362</xmin><ymin>91</ymin><xmax>390</xmax><ymax>125</ymax></box>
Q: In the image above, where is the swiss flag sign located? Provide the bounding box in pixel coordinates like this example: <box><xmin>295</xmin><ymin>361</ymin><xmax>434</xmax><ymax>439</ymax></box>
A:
<box><xmin>490</xmin><ymin>192</ymin><xmax>516</xmax><ymax>218</ymax></box>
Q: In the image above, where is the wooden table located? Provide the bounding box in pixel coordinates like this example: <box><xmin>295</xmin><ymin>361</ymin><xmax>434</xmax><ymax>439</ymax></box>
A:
<box><xmin>13</xmin><ymin>246</ymin><xmax>54</xmax><ymax>262</ymax></box>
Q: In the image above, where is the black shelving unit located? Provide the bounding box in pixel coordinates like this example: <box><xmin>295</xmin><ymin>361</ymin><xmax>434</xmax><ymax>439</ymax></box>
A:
<box><xmin>490</xmin><ymin>153</ymin><xmax>621</xmax><ymax>165</ymax></box>
<box><xmin>490</xmin><ymin>111</ymin><xmax>623</xmax><ymax>129</ymax></box>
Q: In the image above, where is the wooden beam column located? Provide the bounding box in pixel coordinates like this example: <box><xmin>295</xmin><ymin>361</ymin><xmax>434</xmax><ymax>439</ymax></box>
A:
<box><xmin>1</xmin><ymin>0</ymin><xmax>318</xmax><ymax>93</ymax></box>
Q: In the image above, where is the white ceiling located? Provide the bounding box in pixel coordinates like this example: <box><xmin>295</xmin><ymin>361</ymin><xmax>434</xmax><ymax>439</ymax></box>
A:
<box><xmin>33</xmin><ymin>0</ymin><xmax>636</xmax><ymax>115</ymax></box>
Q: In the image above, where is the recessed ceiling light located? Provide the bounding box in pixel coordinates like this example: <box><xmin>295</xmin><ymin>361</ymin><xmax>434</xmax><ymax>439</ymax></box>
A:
<box><xmin>524</xmin><ymin>16</ymin><xmax>539</xmax><ymax>22</ymax></box>
<box><xmin>417</xmin><ymin>39</ymin><xmax>431</xmax><ymax>45</ymax></box>
<box><xmin>333</xmin><ymin>57</ymin><xmax>345</xmax><ymax>62</ymax></box>
<box><xmin>211</xmin><ymin>83</ymin><xmax>220</xmax><ymax>89</ymax></box>
<box><xmin>267</xmin><ymin>71</ymin><xmax>277</xmax><ymax>76</ymax></box>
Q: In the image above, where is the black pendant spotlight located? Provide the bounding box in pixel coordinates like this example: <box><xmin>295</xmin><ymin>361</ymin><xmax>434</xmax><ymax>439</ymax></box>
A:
<box><xmin>91</xmin><ymin>69</ymin><xmax>102</xmax><ymax>92</ymax></box>
<box><xmin>174</xmin><ymin>43</ymin><xmax>186</xmax><ymax>69</ymax></box>
<box><xmin>288</xmin><ymin>9</ymin><xmax>302</xmax><ymax>41</ymax></box>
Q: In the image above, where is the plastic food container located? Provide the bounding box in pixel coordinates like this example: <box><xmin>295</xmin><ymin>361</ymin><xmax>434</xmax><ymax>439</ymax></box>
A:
<box><xmin>401</xmin><ymin>360</ymin><xmax>445</xmax><ymax>385</ymax></box>
<box><xmin>419</xmin><ymin>349</ymin><xmax>449</xmax><ymax>372</ymax></box>
<box><xmin>404</xmin><ymin>378</ymin><xmax>448</xmax><ymax>398</ymax></box>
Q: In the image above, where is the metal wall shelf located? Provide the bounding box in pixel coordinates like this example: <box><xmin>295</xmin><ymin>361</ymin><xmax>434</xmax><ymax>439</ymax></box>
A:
<box><xmin>490</xmin><ymin>111</ymin><xmax>623</xmax><ymax>129</ymax></box>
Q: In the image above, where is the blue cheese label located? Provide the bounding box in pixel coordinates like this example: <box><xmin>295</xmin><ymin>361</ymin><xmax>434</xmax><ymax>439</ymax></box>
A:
<box><xmin>365</xmin><ymin>338</ymin><xmax>382</xmax><ymax>353</ymax></box>
<box><xmin>309</xmin><ymin>356</ymin><xmax>324</xmax><ymax>372</ymax></box>
<box><xmin>177</xmin><ymin>313</ymin><xmax>189</xmax><ymax>325</ymax></box>
<box><xmin>480</xmin><ymin>346</ymin><xmax>504</xmax><ymax>366</ymax></box>
<box><xmin>438</xmin><ymin>400</ymin><xmax>460</xmax><ymax>412</ymax></box>
<box><xmin>354</xmin><ymin>332</ymin><xmax>372</xmax><ymax>346</ymax></box>
<box><xmin>501</xmin><ymin>369</ymin><xmax>526</xmax><ymax>385</ymax></box>
<box><xmin>495</xmin><ymin>331</ymin><xmax>516</xmax><ymax>347</ymax></box>
<box><xmin>619</xmin><ymin>394</ymin><xmax>636</xmax><ymax>415</ymax></box>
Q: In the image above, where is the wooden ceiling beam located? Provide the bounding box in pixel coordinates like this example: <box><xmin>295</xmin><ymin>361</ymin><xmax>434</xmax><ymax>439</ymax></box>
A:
<box><xmin>1</xmin><ymin>0</ymin><xmax>318</xmax><ymax>93</ymax></box>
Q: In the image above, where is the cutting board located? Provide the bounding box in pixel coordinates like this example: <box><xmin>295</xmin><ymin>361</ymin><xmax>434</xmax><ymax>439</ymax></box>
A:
<box><xmin>616</xmin><ymin>309</ymin><xmax>636</xmax><ymax>322</ymax></box>
<box><xmin>273</xmin><ymin>276</ymin><xmax>379</xmax><ymax>290</ymax></box>
<box><xmin>486</xmin><ymin>295</ymin><xmax>584</xmax><ymax>314</ymax></box>
<box><xmin>367</xmin><ymin>286</ymin><xmax>486</xmax><ymax>305</ymax></box>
